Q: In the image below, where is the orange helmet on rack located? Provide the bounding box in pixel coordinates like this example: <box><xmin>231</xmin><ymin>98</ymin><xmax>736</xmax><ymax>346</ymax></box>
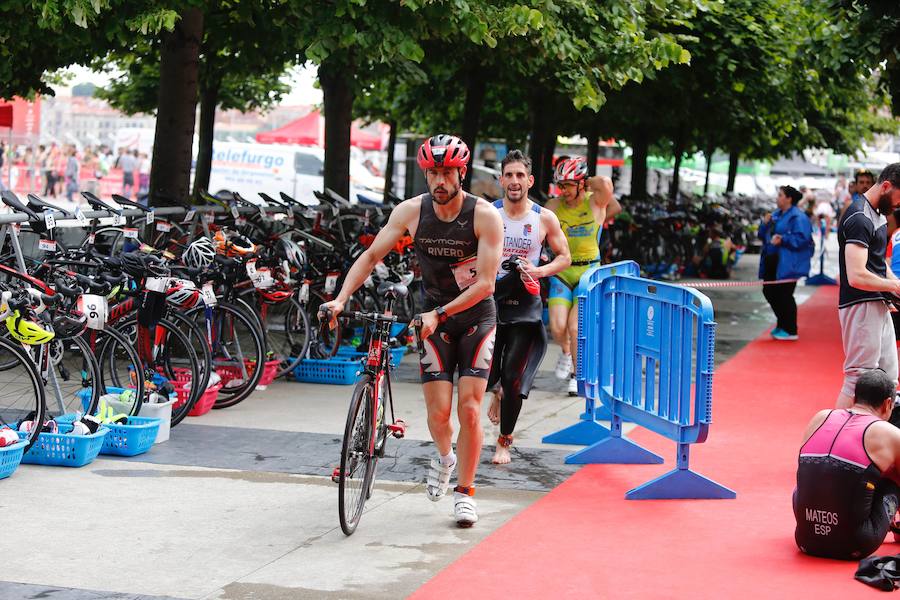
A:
<box><xmin>213</xmin><ymin>230</ymin><xmax>257</xmax><ymax>257</ymax></box>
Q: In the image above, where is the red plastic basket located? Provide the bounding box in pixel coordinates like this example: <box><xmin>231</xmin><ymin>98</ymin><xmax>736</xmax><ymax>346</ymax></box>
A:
<box><xmin>258</xmin><ymin>359</ymin><xmax>281</xmax><ymax>386</ymax></box>
<box><xmin>188</xmin><ymin>381</ymin><xmax>223</xmax><ymax>417</ymax></box>
<box><xmin>164</xmin><ymin>367</ymin><xmax>222</xmax><ymax>416</ymax></box>
<box><xmin>215</xmin><ymin>359</ymin><xmax>281</xmax><ymax>390</ymax></box>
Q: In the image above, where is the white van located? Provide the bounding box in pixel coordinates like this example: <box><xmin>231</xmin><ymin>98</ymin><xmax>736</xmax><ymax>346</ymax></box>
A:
<box><xmin>207</xmin><ymin>141</ymin><xmax>384</xmax><ymax>205</ymax></box>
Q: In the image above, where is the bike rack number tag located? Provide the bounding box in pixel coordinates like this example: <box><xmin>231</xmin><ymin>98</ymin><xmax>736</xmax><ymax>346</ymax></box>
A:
<box><xmin>156</xmin><ymin>221</ymin><xmax>172</xmax><ymax>232</ymax></box>
<box><xmin>146</xmin><ymin>211</ymin><xmax>155</xmax><ymax>225</ymax></box>
<box><xmin>112</xmin><ymin>213</ymin><xmax>124</xmax><ymax>226</ymax></box>
<box><xmin>74</xmin><ymin>206</ymin><xmax>87</xmax><ymax>226</ymax></box>
<box><xmin>123</xmin><ymin>228</ymin><xmax>139</xmax><ymax>239</ymax></box>
<box><xmin>325</xmin><ymin>272</ymin><xmax>339</xmax><ymax>294</ymax></box>
<box><xmin>78</xmin><ymin>294</ymin><xmax>108</xmax><ymax>330</ymax></box>
<box><xmin>43</xmin><ymin>211</ymin><xmax>55</xmax><ymax>230</ymax></box>
<box><xmin>38</xmin><ymin>239</ymin><xmax>57</xmax><ymax>252</ymax></box>
<box><xmin>145</xmin><ymin>276</ymin><xmax>169</xmax><ymax>293</ymax></box>
<box><xmin>201</xmin><ymin>283</ymin><xmax>217</xmax><ymax>306</ymax></box>
<box><xmin>182</xmin><ymin>209</ymin><xmax>196</xmax><ymax>224</ymax></box>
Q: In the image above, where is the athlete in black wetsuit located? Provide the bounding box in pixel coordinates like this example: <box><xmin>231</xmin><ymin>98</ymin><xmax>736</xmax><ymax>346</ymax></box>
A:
<box><xmin>321</xmin><ymin>134</ymin><xmax>504</xmax><ymax>528</ymax></box>
<box><xmin>486</xmin><ymin>150</ymin><xmax>571</xmax><ymax>464</ymax></box>
<box><xmin>794</xmin><ymin>369</ymin><xmax>900</xmax><ymax>559</ymax></box>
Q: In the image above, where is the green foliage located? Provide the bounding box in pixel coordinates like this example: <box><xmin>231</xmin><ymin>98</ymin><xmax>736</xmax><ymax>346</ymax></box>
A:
<box><xmin>96</xmin><ymin>1</ymin><xmax>296</xmax><ymax>116</ymax></box>
<box><xmin>599</xmin><ymin>0</ymin><xmax>895</xmax><ymax>168</ymax></box>
<box><xmin>0</xmin><ymin>1</ymin><xmax>185</xmax><ymax>97</ymax></box>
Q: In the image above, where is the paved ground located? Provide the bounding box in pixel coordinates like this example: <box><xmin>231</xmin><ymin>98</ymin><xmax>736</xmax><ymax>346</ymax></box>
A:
<box><xmin>0</xmin><ymin>239</ymin><xmax>837</xmax><ymax>599</ymax></box>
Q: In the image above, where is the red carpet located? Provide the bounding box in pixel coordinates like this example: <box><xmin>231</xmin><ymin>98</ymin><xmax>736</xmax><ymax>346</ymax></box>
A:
<box><xmin>412</xmin><ymin>287</ymin><xmax>892</xmax><ymax>599</ymax></box>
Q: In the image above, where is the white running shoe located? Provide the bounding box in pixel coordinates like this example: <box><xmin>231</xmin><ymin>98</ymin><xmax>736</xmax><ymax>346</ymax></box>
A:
<box><xmin>426</xmin><ymin>458</ymin><xmax>455</xmax><ymax>502</ymax></box>
<box><xmin>454</xmin><ymin>491</ymin><xmax>478</xmax><ymax>528</ymax></box>
<box><xmin>568</xmin><ymin>375</ymin><xmax>578</xmax><ymax>397</ymax></box>
<box><xmin>555</xmin><ymin>353</ymin><xmax>572</xmax><ymax>380</ymax></box>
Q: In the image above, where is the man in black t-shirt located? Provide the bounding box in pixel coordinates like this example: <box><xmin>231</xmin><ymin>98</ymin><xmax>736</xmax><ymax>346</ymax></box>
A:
<box><xmin>836</xmin><ymin>163</ymin><xmax>900</xmax><ymax>408</ymax></box>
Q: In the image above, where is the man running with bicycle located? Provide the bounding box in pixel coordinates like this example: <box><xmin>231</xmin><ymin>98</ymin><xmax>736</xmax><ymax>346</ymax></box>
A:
<box><xmin>321</xmin><ymin>134</ymin><xmax>503</xmax><ymax>528</ymax></box>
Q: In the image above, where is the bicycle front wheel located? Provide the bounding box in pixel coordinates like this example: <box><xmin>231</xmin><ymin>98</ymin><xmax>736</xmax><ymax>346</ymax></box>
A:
<box><xmin>338</xmin><ymin>374</ymin><xmax>376</xmax><ymax>536</ymax></box>
<box><xmin>0</xmin><ymin>336</ymin><xmax>46</xmax><ymax>452</ymax></box>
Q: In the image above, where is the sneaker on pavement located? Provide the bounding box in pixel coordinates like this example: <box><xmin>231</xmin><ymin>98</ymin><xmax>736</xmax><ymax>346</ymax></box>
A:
<box><xmin>772</xmin><ymin>329</ymin><xmax>798</xmax><ymax>341</ymax></box>
<box><xmin>555</xmin><ymin>353</ymin><xmax>572</xmax><ymax>379</ymax></box>
<box><xmin>770</xmin><ymin>327</ymin><xmax>784</xmax><ymax>338</ymax></box>
<box><xmin>454</xmin><ymin>491</ymin><xmax>478</xmax><ymax>528</ymax></box>
<box><xmin>567</xmin><ymin>375</ymin><xmax>578</xmax><ymax>397</ymax></box>
<box><xmin>426</xmin><ymin>458</ymin><xmax>455</xmax><ymax>502</ymax></box>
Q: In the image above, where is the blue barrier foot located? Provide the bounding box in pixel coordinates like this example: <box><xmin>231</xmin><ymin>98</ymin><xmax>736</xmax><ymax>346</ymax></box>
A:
<box><xmin>625</xmin><ymin>468</ymin><xmax>736</xmax><ymax>500</ymax></box>
<box><xmin>542</xmin><ymin>420</ymin><xmax>610</xmax><ymax>446</ymax></box>
<box><xmin>565</xmin><ymin>435</ymin><xmax>663</xmax><ymax>464</ymax></box>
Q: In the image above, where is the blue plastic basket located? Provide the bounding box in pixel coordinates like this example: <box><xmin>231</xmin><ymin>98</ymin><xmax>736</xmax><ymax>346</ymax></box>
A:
<box><xmin>0</xmin><ymin>440</ymin><xmax>26</xmax><ymax>480</ymax></box>
<box><xmin>56</xmin><ymin>414</ymin><xmax>160</xmax><ymax>457</ymax></box>
<box><xmin>335</xmin><ymin>345</ymin><xmax>407</xmax><ymax>364</ymax></box>
<box><xmin>19</xmin><ymin>425</ymin><xmax>108</xmax><ymax>467</ymax></box>
<box><xmin>293</xmin><ymin>358</ymin><xmax>361</xmax><ymax>385</ymax></box>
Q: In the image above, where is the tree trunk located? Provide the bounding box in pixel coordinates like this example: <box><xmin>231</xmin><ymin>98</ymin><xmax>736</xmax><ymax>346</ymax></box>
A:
<box><xmin>703</xmin><ymin>144</ymin><xmax>714</xmax><ymax>196</ymax></box>
<box><xmin>319</xmin><ymin>55</ymin><xmax>354</xmax><ymax>201</ymax></box>
<box><xmin>630</xmin><ymin>131</ymin><xmax>649</xmax><ymax>200</ymax></box>
<box><xmin>384</xmin><ymin>119</ymin><xmax>397</xmax><ymax>202</ymax></box>
<box><xmin>149</xmin><ymin>8</ymin><xmax>203</xmax><ymax>206</ymax></box>
<box><xmin>461</xmin><ymin>66</ymin><xmax>487</xmax><ymax>190</ymax></box>
<box><xmin>192</xmin><ymin>76</ymin><xmax>220</xmax><ymax>197</ymax></box>
<box><xmin>541</xmin><ymin>129</ymin><xmax>556</xmax><ymax>194</ymax></box>
<box><xmin>726</xmin><ymin>149</ymin><xmax>739</xmax><ymax>193</ymax></box>
<box><xmin>585</xmin><ymin>125</ymin><xmax>599</xmax><ymax>177</ymax></box>
<box><xmin>528</xmin><ymin>110</ymin><xmax>546</xmax><ymax>194</ymax></box>
<box><xmin>669</xmin><ymin>125</ymin><xmax>686</xmax><ymax>200</ymax></box>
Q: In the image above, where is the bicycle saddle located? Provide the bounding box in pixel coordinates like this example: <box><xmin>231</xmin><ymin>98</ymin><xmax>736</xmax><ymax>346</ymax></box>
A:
<box><xmin>26</xmin><ymin>194</ymin><xmax>74</xmax><ymax>217</ymax></box>
<box><xmin>377</xmin><ymin>282</ymin><xmax>408</xmax><ymax>298</ymax></box>
<box><xmin>279</xmin><ymin>192</ymin><xmax>304</xmax><ymax>207</ymax></box>
<box><xmin>0</xmin><ymin>191</ymin><xmax>40</xmax><ymax>220</ymax></box>
<box><xmin>81</xmin><ymin>191</ymin><xmax>120</xmax><ymax>213</ymax></box>
<box><xmin>111</xmin><ymin>194</ymin><xmax>150</xmax><ymax>213</ymax></box>
<box><xmin>258</xmin><ymin>192</ymin><xmax>287</xmax><ymax>209</ymax></box>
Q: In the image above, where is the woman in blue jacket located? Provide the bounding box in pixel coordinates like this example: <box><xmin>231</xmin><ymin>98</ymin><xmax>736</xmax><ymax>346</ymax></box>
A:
<box><xmin>758</xmin><ymin>186</ymin><xmax>814</xmax><ymax>340</ymax></box>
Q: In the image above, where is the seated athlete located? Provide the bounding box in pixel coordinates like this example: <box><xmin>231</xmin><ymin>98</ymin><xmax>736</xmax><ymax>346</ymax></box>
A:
<box><xmin>794</xmin><ymin>369</ymin><xmax>900</xmax><ymax>560</ymax></box>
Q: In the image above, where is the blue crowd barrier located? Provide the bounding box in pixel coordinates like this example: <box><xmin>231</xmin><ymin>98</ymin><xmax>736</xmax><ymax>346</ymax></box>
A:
<box><xmin>541</xmin><ymin>260</ymin><xmax>639</xmax><ymax>446</ymax></box>
<box><xmin>564</xmin><ymin>274</ymin><xmax>735</xmax><ymax>500</ymax></box>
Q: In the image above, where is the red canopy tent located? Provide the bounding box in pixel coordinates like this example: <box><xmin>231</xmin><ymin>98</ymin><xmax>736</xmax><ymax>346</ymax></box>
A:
<box><xmin>255</xmin><ymin>110</ymin><xmax>321</xmax><ymax>145</ymax></box>
<box><xmin>256</xmin><ymin>110</ymin><xmax>384</xmax><ymax>150</ymax></box>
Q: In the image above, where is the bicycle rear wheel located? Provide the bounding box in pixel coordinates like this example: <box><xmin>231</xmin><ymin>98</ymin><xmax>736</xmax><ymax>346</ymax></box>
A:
<box><xmin>338</xmin><ymin>374</ymin><xmax>376</xmax><ymax>536</ymax></box>
<box><xmin>0</xmin><ymin>337</ymin><xmax>45</xmax><ymax>452</ymax></box>
<box><xmin>264</xmin><ymin>296</ymin><xmax>310</xmax><ymax>377</ymax></box>
<box><xmin>192</xmin><ymin>302</ymin><xmax>265</xmax><ymax>409</ymax></box>
<box><xmin>94</xmin><ymin>327</ymin><xmax>145</xmax><ymax>416</ymax></box>
<box><xmin>44</xmin><ymin>335</ymin><xmax>101</xmax><ymax>419</ymax></box>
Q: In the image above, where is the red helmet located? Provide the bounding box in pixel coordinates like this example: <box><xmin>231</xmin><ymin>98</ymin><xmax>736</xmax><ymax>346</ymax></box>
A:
<box><xmin>257</xmin><ymin>281</ymin><xmax>293</xmax><ymax>303</ymax></box>
<box><xmin>417</xmin><ymin>134</ymin><xmax>470</xmax><ymax>170</ymax></box>
<box><xmin>554</xmin><ymin>157</ymin><xmax>589</xmax><ymax>183</ymax></box>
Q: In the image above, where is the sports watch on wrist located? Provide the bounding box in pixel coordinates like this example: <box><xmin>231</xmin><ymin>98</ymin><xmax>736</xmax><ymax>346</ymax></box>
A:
<box><xmin>435</xmin><ymin>306</ymin><xmax>449</xmax><ymax>324</ymax></box>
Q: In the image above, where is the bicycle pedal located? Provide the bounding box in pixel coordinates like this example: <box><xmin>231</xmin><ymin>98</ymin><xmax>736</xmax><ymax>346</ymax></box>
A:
<box><xmin>331</xmin><ymin>467</ymin><xmax>342</xmax><ymax>484</ymax></box>
<box><xmin>388</xmin><ymin>420</ymin><xmax>407</xmax><ymax>439</ymax></box>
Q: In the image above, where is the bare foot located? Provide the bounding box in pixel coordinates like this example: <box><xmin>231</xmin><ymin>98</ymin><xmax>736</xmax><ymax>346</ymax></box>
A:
<box><xmin>487</xmin><ymin>388</ymin><xmax>502</xmax><ymax>426</ymax></box>
<box><xmin>491</xmin><ymin>444</ymin><xmax>511</xmax><ymax>464</ymax></box>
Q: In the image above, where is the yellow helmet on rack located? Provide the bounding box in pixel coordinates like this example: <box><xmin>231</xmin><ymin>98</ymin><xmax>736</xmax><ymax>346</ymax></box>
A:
<box><xmin>5</xmin><ymin>311</ymin><xmax>54</xmax><ymax>345</ymax></box>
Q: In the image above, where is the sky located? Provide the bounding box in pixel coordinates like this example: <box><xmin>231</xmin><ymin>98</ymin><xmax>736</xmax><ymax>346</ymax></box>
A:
<box><xmin>49</xmin><ymin>63</ymin><xmax>323</xmax><ymax>106</ymax></box>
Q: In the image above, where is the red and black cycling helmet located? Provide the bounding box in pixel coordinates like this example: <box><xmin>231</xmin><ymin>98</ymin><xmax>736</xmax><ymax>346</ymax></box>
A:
<box><xmin>554</xmin><ymin>156</ymin><xmax>589</xmax><ymax>184</ymax></box>
<box><xmin>417</xmin><ymin>134</ymin><xmax>471</xmax><ymax>171</ymax></box>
